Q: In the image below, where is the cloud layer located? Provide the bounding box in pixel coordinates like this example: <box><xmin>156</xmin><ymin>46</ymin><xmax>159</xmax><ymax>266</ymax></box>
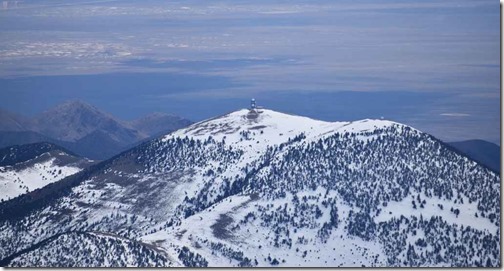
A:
<box><xmin>0</xmin><ymin>0</ymin><xmax>499</xmax><ymax>144</ymax></box>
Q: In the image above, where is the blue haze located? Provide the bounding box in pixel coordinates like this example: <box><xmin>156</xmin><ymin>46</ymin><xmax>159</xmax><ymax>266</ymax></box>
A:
<box><xmin>0</xmin><ymin>0</ymin><xmax>499</xmax><ymax>144</ymax></box>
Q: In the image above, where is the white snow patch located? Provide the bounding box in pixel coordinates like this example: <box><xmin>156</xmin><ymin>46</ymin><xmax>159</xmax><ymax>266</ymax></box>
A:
<box><xmin>0</xmin><ymin>158</ymin><xmax>82</xmax><ymax>201</ymax></box>
<box><xmin>375</xmin><ymin>192</ymin><xmax>498</xmax><ymax>234</ymax></box>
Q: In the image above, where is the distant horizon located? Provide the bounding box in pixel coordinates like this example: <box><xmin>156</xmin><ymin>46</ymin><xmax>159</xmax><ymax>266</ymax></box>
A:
<box><xmin>0</xmin><ymin>1</ymin><xmax>500</xmax><ymax>267</ymax></box>
<box><xmin>0</xmin><ymin>0</ymin><xmax>499</xmax><ymax>145</ymax></box>
<box><xmin>0</xmin><ymin>97</ymin><xmax>500</xmax><ymax>146</ymax></box>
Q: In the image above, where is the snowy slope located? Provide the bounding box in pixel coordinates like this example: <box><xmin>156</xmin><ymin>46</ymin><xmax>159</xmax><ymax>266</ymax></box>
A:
<box><xmin>164</xmin><ymin>109</ymin><xmax>400</xmax><ymax>184</ymax></box>
<box><xmin>0</xmin><ymin>108</ymin><xmax>499</xmax><ymax>267</ymax></box>
<box><xmin>0</xmin><ymin>156</ymin><xmax>81</xmax><ymax>201</ymax></box>
<box><xmin>156</xmin><ymin>109</ymin><xmax>499</xmax><ymax>267</ymax></box>
<box><xmin>167</xmin><ymin>108</ymin><xmax>399</xmax><ymax>153</ymax></box>
<box><xmin>0</xmin><ymin>145</ymin><xmax>93</xmax><ymax>201</ymax></box>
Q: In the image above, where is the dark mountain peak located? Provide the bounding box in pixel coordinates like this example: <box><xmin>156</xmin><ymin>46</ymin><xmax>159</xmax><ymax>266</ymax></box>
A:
<box><xmin>39</xmin><ymin>100</ymin><xmax>115</xmax><ymax>122</ymax></box>
<box><xmin>33</xmin><ymin>101</ymin><xmax>138</xmax><ymax>143</ymax></box>
<box><xmin>0</xmin><ymin>101</ymin><xmax>191</xmax><ymax>159</ymax></box>
<box><xmin>58</xmin><ymin>99</ymin><xmax>95</xmax><ymax>109</ymax></box>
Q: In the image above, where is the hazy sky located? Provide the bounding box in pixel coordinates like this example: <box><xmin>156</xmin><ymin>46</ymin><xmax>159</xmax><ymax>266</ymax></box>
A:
<box><xmin>0</xmin><ymin>0</ymin><xmax>500</xmax><ymax>144</ymax></box>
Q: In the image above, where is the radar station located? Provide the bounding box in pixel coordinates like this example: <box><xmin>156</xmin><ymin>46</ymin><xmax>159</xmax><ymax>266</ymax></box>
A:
<box><xmin>247</xmin><ymin>98</ymin><xmax>263</xmax><ymax>119</ymax></box>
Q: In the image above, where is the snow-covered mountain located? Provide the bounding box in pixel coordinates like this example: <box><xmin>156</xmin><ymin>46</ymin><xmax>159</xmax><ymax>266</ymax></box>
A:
<box><xmin>0</xmin><ymin>108</ymin><xmax>499</xmax><ymax>267</ymax></box>
<box><xmin>0</xmin><ymin>142</ymin><xmax>94</xmax><ymax>202</ymax></box>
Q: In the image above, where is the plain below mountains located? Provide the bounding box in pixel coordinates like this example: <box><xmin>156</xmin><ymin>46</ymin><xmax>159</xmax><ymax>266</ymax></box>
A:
<box><xmin>0</xmin><ymin>101</ymin><xmax>193</xmax><ymax>160</ymax></box>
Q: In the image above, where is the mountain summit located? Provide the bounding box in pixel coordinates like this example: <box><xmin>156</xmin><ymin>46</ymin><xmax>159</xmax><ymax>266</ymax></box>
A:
<box><xmin>32</xmin><ymin>100</ymin><xmax>141</xmax><ymax>143</ymax></box>
<box><xmin>166</xmin><ymin>108</ymin><xmax>402</xmax><ymax>162</ymax></box>
<box><xmin>0</xmin><ymin>107</ymin><xmax>499</xmax><ymax>267</ymax></box>
<box><xmin>171</xmin><ymin>108</ymin><xmax>400</xmax><ymax>143</ymax></box>
<box><xmin>0</xmin><ymin>101</ymin><xmax>193</xmax><ymax>159</ymax></box>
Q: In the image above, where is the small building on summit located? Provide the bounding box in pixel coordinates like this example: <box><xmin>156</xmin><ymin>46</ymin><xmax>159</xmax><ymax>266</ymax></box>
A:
<box><xmin>248</xmin><ymin>98</ymin><xmax>263</xmax><ymax>119</ymax></box>
<box><xmin>251</xmin><ymin>98</ymin><xmax>257</xmax><ymax>110</ymax></box>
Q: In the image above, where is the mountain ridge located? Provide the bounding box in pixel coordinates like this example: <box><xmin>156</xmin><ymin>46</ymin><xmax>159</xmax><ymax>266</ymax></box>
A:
<box><xmin>0</xmin><ymin>101</ymin><xmax>193</xmax><ymax>159</ymax></box>
<box><xmin>0</xmin><ymin>142</ymin><xmax>95</xmax><ymax>202</ymax></box>
<box><xmin>0</xmin><ymin>107</ymin><xmax>499</xmax><ymax>267</ymax></box>
<box><xmin>0</xmin><ymin>142</ymin><xmax>80</xmax><ymax>167</ymax></box>
<box><xmin>32</xmin><ymin>100</ymin><xmax>143</xmax><ymax>143</ymax></box>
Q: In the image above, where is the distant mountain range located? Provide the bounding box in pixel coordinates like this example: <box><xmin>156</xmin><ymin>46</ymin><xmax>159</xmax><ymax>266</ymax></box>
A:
<box><xmin>0</xmin><ymin>101</ymin><xmax>193</xmax><ymax>160</ymax></box>
<box><xmin>0</xmin><ymin>101</ymin><xmax>498</xmax><ymax>171</ymax></box>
